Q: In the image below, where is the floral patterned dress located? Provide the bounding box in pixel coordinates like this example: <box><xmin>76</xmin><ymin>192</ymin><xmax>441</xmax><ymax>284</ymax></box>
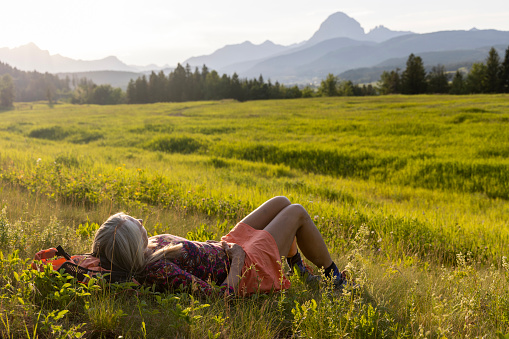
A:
<box><xmin>142</xmin><ymin>234</ymin><xmax>234</xmax><ymax>296</ymax></box>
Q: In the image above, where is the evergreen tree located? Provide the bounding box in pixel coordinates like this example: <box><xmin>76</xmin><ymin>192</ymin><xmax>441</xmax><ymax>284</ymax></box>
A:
<box><xmin>500</xmin><ymin>46</ymin><xmax>509</xmax><ymax>93</ymax></box>
<box><xmin>134</xmin><ymin>75</ymin><xmax>149</xmax><ymax>103</ymax></box>
<box><xmin>148</xmin><ymin>71</ymin><xmax>167</xmax><ymax>103</ymax></box>
<box><xmin>401</xmin><ymin>54</ymin><xmax>427</xmax><ymax>94</ymax></box>
<box><xmin>169</xmin><ymin>64</ymin><xmax>186</xmax><ymax>101</ymax></box>
<box><xmin>485</xmin><ymin>47</ymin><xmax>501</xmax><ymax>93</ymax></box>
<box><xmin>191</xmin><ymin>67</ymin><xmax>204</xmax><ymax>100</ymax></box>
<box><xmin>126</xmin><ymin>79</ymin><xmax>136</xmax><ymax>104</ymax></box>
<box><xmin>450</xmin><ymin>71</ymin><xmax>466</xmax><ymax>94</ymax></box>
<box><xmin>466</xmin><ymin>62</ymin><xmax>487</xmax><ymax>93</ymax></box>
<box><xmin>230</xmin><ymin>73</ymin><xmax>243</xmax><ymax>101</ymax></box>
<box><xmin>218</xmin><ymin>74</ymin><xmax>231</xmax><ymax>99</ymax></box>
<box><xmin>182</xmin><ymin>64</ymin><xmax>194</xmax><ymax>101</ymax></box>
<box><xmin>427</xmin><ymin>65</ymin><xmax>450</xmax><ymax>93</ymax></box>
<box><xmin>0</xmin><ymin>74</ymin><xmax>15</xmax><ymax>108</ymax></box>
<box><xmin>201</xmin><ymin>65</ymin><xmax>209</xmax><ymax>83</ymax></box>
<box><xmin>204</xmin><ymin>70</ymin><xmax>221</xmax><ymax>100</ymax></box>
<box><xmin>360</xmin><ymin>84</ymin><xmax>376</xmax><ymax>96</ymax></box>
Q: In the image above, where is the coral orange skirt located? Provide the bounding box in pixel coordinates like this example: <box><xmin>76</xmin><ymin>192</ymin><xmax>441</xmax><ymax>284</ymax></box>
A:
<box><xmin>221</xmin><ymin>222</ymin><xmax>291</xmax><ymax>295</ymax></box>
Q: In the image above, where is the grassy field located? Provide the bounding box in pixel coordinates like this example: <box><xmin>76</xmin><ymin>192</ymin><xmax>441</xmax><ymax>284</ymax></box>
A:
<box><xmin>1</xmin><ymin>95</ymin><xmax>509</xmax><ymax>338</ymax></box>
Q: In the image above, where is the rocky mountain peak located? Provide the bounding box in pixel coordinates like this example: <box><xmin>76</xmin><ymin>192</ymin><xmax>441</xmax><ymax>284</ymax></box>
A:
<box><xmin>367</xmin><ymin>25</ymin><xmax>414</xmax><ymax>42</ymax></box>
<box><xmin>307</xmin><ymin>12</ymin><xmax>365</xmax><ymax>45</ymax></box>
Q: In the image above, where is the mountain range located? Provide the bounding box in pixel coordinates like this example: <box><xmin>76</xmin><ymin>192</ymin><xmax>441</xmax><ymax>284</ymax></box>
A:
<box><xmin>1</xmin><ymin>12</ymin><xmax>508</xmax><ymax>86</ymax></box>
<box><xmin>185</xmin><ymin>12</ymin><xmax>509</xmax><ymax>84</ymax></box>
<box><xmin>0</xmin><ymin>42</ymin><xmax>168</xmax><ymax>74</ymax></box>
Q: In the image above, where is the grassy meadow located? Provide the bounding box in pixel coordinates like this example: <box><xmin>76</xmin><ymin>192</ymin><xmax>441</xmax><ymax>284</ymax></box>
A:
<box><xmin>1</xmin><ymin>95</ymin><xmax>509</xmax><ymax>338</ymax></box>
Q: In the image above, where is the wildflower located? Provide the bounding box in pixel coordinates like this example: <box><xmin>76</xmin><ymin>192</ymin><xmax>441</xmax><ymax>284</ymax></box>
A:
<box><xmin>314</xmin><ymin>215</ymin><xmax>319</xmax><ymax>220</ymax></box>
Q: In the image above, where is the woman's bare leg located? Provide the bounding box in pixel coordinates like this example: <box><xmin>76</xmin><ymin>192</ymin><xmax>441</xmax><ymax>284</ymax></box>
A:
<box><xmin>288</xmin><ymin>239</ymin><xmax>298</xmax><ymax>257</ymax></box>
<box><xmin>264</xmin><ymin>204</ymin><xmax>333</xmax><ymax>269</ymax></box>
<box><xmin>240</xmin><ymin>196</ymin><xmax>291</xmax><ymax>230</ymax></box>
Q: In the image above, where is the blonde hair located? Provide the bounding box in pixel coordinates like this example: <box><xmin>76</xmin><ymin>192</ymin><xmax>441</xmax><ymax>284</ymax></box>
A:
<box><xmin>92</xmin><ymin>212</ymin><xmax>182</xmax><ymax>274</ymax></box>
<box><xmin>146</xmin><ymin>238</ymin><xmax>182</xmax><ymax>265</ymax></box>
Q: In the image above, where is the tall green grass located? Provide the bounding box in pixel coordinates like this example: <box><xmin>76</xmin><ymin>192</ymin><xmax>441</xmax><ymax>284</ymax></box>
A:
<box><xmin>1</xmin><ymin>95</ymin><xmax>509</xmax><ymax>337</ymax></box>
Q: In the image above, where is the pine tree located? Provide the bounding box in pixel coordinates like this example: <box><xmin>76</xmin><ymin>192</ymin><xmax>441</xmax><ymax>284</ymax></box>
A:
<box><xmin>500</xmin><ymin>46</ymin><xmax>509</xmax><ymax>93</ymax></box>
<box><xmin>401</xmin><ymin>54</ymin><xmax>427</xmax><ymax>94</ymax></box>
<box><xmin>126</xmin><ymin>79</ymin><xmax>136</xmax><ymax>104</ymax></box>
<box><xmin>0</xmin><ymin>74</ymin><xmax>15</xmax><ymax>108</ymax></box>
<box><xmin>450</xmin><ymin>71</ymin><xmax>466</xmax><ymax>94</ymax></box>
<box><xmin>485</xmin><ymin>47</ymin><xmax>501</xmax><ymax>93</ymax></box>
<box><xmin>183</xmin><ymin>64</ymin><xmax>193</xmax><ymax>101</ymax></box>
<box><xmin>169</xmin><ymin>64</ymin><xmax>186</xmax><ymax>102</ymax></box>
<box><xmin>230</xmin><ymin>73</ymin><xmax>242</xmax><ymax>101</ymax></box>
<box><xmin>427</xmin><ymin>65</ymin><xmax>450</xmax><ymax>93</ymax></box>
<box><xmin>204</xmin><ymin>70</ymin><xmax>221</xmax><ymax>100</ymax></box>
<box><xmin>466</xmin><ymin>62</ymin><xmax>487</xmax><ymax>93</ymax></box>
<box><xmin>192</xmin><ymin>67</ymin><xmax>204</xmax><ymax>100</ymax></box>
<box><xmin>134</xmin><ymin>75</ymin><xmax>149</xmax><ymax>103</ymax></box>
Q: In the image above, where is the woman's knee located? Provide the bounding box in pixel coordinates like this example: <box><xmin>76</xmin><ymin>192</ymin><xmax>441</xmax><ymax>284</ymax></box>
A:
<box><xmin>287</xmin><ymin>203</ymin><xmax>308</xmax><ymax>220</ymax></box>
<box><xmin>269</xmin><ymin>196</ymin><xmax>291</xmax><ymax>209</ymax></box>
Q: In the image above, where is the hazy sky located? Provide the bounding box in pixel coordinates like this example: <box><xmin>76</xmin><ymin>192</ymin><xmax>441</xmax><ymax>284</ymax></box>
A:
<box><xmin>3</xmin><ymin>0</ymin><xmax>509</xmax><ymax>66</ymax></box>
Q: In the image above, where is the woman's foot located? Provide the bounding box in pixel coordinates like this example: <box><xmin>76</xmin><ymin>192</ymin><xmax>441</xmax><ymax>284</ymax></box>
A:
<box><xmin>287</xmin><ymin>252</ymin><xmax>320</xmax><ymax>282</ymax></box>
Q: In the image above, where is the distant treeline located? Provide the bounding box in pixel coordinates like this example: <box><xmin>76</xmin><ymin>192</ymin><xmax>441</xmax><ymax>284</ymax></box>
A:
<box><xmin>0</xmin><ymin>61</ymin><xmax>70</xmax><ymax>103</ymax></box>
<box><xmin>127</xmin><ymin>64</ymin><xmax>307</xmax><ymax>103</ymax></box>
<box><xmin>377</xmin><ymin>46</ymin><xmax>509</xmax><ymax>95</ymax></box>
<box><xmin>0</xmin><ymin>61</ymin><xmax>126</xmax><ymax>107</ymax></box>
<box><xmin>127</xmin><ymin>63</ymin><xmax>378</xmax><ymax>104</ymax></box>
<box><xmin>2</xmin><ymin>45</ymin><xmax>509</xmax><ymax>108</ymax></box>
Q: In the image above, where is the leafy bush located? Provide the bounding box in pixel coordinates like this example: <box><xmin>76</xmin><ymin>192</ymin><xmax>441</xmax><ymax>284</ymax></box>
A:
<box><xmin>28</xmin><ymin>126</ymin><xmax>69</xmax><ymax>140</ymax></box>
<box><xmin>146</xmin><ymin>136</ymin><xmax>205</xmax><ymax>154</ymax></box>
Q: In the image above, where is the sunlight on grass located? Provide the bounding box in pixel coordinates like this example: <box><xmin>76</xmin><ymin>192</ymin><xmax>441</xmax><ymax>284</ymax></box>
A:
<box><xmin>1</xmin><ymin>95</ymin><xmax>509</xmax><ymax>337</ymax></box>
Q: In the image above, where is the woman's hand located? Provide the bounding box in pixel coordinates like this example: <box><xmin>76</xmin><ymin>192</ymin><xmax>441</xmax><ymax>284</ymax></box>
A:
<box><xmin>220</xmin><ymin>241</ymin><xmax>245</xmax><ymax>291</ymax></box>
<box><xmin>221</xmin><ymin>241</ymin><xmax>245</xmax><ymax>263</ymax></box>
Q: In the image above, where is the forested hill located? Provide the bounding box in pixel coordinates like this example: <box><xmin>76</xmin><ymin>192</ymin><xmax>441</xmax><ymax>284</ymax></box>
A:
<box><xmin>0</xmin><ymin>62</ymin><xmax>70</xmax><ymax>102</ymax></box>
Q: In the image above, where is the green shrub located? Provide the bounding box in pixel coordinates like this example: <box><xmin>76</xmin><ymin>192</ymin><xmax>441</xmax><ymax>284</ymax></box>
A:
<box><xmin>146</xmin><ymin>136</ymin><xmax>205</xmax><ymax>154</ymax></box>
<box><xmin>28</xmin><ymin>126</ymin><xmax>69</xmax><ymax>140</ymax></box>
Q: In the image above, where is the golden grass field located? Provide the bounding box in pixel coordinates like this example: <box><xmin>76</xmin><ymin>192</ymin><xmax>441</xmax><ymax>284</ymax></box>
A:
<box><xmin>1</xmin><ymin>95</ymin><xmax>509</xmax><ymax>338</ymax></box>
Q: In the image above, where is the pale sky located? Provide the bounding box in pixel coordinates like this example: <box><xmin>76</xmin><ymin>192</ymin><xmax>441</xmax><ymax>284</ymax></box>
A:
<box><xmin>2</xmin><ymin>0</ymin><xmax>509</xmax><ymax>66</ymax></box>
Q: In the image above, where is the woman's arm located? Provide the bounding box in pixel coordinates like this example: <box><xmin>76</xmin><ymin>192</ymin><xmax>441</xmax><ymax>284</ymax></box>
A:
<box><xmin>221</xmin><ymin>242</ymin><xmax>246</xmax><ymax>290</ymax></box>
<box><xmin>144</xmin><ymin>259</ymin><xmax>235</xmax><ymax>296</ymax></box>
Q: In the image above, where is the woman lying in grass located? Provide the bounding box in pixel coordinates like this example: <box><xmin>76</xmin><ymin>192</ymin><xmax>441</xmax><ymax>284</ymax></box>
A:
<box><xmin>92</xmin><ymin>196</ymin><xmax>346</xmax><ymax>296</ymax></box>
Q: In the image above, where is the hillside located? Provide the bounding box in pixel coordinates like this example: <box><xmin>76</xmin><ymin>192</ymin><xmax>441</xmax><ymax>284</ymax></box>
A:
<box><xmin>0</xmin><ymin>43</ymin><xmax>167</xmax><ymax>74</ymax></box>
<box><xmin>184</xmin><ymin>13</ymin><xmax>509</xmax><ymax>84</ymax></box>
<box><xmin>238</xmin><ymin>30</ymin><xmax>509</xmax><ymax>83</ymax></box>
<box><xmin>338</xmin><ymin>45</ymin><xmax>508</xmax><ymax>84</ymax></box>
